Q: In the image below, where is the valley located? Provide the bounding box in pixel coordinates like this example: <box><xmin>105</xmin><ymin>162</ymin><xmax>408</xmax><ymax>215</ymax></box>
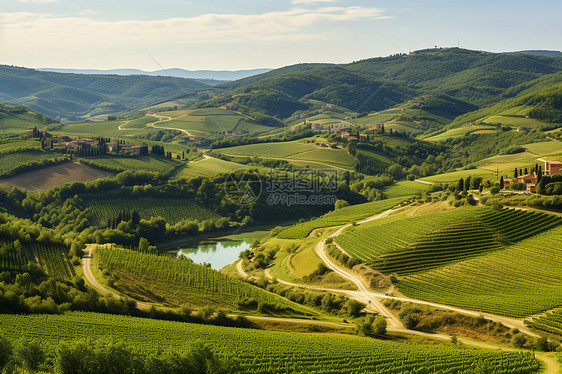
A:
<box><xmin>0</xmin><ymin>47</ymin><xmax>561</xmax><ymax>373</ymax></box>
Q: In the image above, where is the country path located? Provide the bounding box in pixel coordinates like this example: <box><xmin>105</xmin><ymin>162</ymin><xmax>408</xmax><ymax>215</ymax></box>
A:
<box><xmin>118</xmin><ymin>113</ymin><xmax>193</xmax><ymax>136</ymax></box>
<box><xmin>82</xmin><ymin>244</ymin><xmax>151</xmax><ymax>309</ymax></box>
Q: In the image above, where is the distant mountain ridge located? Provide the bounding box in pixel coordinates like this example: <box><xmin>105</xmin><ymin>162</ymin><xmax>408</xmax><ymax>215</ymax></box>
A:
<box><xmin>37</xmin><ymin>67</ymin><xmax>272</xmax><ymax>82</ymax></box>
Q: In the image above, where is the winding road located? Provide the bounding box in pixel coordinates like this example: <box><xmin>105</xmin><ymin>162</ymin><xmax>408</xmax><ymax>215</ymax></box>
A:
<box><xmin>118</xmin><ymin>113</ymin><xmax>193</xmax><ymax>136</ymax></box>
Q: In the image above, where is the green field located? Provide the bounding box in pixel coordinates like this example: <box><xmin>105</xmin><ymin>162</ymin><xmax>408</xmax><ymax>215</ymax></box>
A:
<box><xmin>276</xmin><ymin>197</ymin><xmax>408</xmax><ymax>239</ymax></box>
<box><xmin>420</xmin><ymin>168</ymin><xmax>497</xmax><ymax>184</ymax></box>
<box><xmin>383</xmin><ymin>181</ymin><xmax>432</xmax><ymax>198</ymax></box>
<box><xmin>0</xmin><ymin>109</ymin><xmax>50</xmax><ymax>134</ymax></box>
<box><xmin>176</xmin><ymin>156</ymin><xmax>246</xmax><ymax>178</ymax></box>
<box><xmin>0</xmin><ymin>138</ymin><xmax>42</xmax><ymax>153</ymax></box>
<box><xmin>0</xmin><ymin>312</ymin><xmax>541</xmax><ymax>374</ymax></box>
<box><xmin>55</xmin><ymin>120</ymin><xmax>128</xmax><ymax>137</ymax></box>
<box><xmin>156</xmin><ymin>107</ymin><xmax>273</xmax><ymax>135</ymax></box>
<box><xmin>482</xmin><ymin>115</ymin><xmax>552</xmax><ymax>128</ymax></box>
<box><xmin>120</xmin><ymin>116</ymin><xmax>159</xmax><ymax>129</ymax></box>
<box><xmin>0</xmin><ymin>150</ymin><xmax>65</xmax><ymax>177</ymax></box>
<box><xmin>80</xmin><ymin>156</ymin><xmax>180</xmax><ymax>175</ymax></box>
<box><xmin>397</xmin><ymin>225</ymin><xmax>562</xmax><ymax>317</ymax></box>
<box><xmin>86</xmin><ymin>197</ymin><xmax>221</xmax><ymax>225</ymax></box>
<box><xmin>337</xmin><ymin>207</ymin><xmax>561</xmax><ymax>270</ymax></box>
<box><xmin>523</xmin><ymin>140</ymin><xmax>562</xmax><ymax>155</ymax></box>
<box><xmin>527</xmin><ymin>309</ymin><xmax>562</xmax><ymax>338</ymax></box>
<box><xmin>219</xmin><ymin>140</ymin><xmax>314</xmax><ymax>159</ymax></box>
<box><xmin>286</xmin><ymin>148</ymin><xmax>356</xmax><ymax>169</ymax></box>
<box><xmin>95</xmin><ymin>246</ymin><xmax>313</xmax><ymax>314</ymax></box>
<box><xmin>424</xmin><ymin>125</ymin><xmax>497</xmax><ymax>141</ymax></box>
<box><xmin>0</xmin><ymin>241</ymin><xmax>72</xmax><ymax>279</ymax></box>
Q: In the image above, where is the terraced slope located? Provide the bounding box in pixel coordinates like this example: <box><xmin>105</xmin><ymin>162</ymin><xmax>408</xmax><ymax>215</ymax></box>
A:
<box><xmin>336</xmin><ymin>206</ymin><xmax>487</xmax><ymax>261</ymax></box>
<box><xmin>0</xmin><ymin>312</ymin><xmax>541</xmax><ymax>374</ymax></box>
<box><xmin>397</xmin><ymin>226</ymin><xmax>562</xmax><ymax>317</ymax></box>
<box><xmin>95</xmin><ymin>246</ymin><xmax>314</xmax><ymax>315</ymax></box>
<box><xmin>337</xmin><ymin>207</ymin><xmax>562</xmax><ymax>275</ymax></box>
<box><xmin>527</xmin><ymin>310</ymin><xmax>562</xmax><ymax>337</ymax></box>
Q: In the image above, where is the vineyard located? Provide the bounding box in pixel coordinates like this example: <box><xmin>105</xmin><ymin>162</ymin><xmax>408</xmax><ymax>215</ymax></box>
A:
<box><xmin>0</xmin><ymin>150</ymin><xmax>65</xmax><ymax>177</ymax></box>
<box><xmin>95</xmin><ymin>246</ymin><xmax>313</xmax><ymax>315</ymax></box>
<box><xmin>86</xmin><ymin>197</ymin><xmax>221</xmax><ymax>225</ymax></box>
<box><xmin>335</xmin><ymin>206</ymin><xmax>488</xmax><ymax>261</ymax></box>
<box><xmin>396</xmin><ymin>226</ymin><xmax>562</xmax><ymax>317</ymax></box>
<box><xmin>276</xmin><ymin>197</ymin><xmax>408</xmax><ymax>239</ymax></box>
<box><xmin>0</xmin><ymin>312</ymin><xmax>541</xmax><ymax>374</ymax></box>
<box><xmin>0</xmin><ymin>241</ymin><xmax>72</xmax><ymax>279</ymax></box>
<box><xmin>527</xmin><ymin>310</ymin><xmax>562</xmax><ymax>338</ymax></box>
<box><xmin>80</xmin><ymin>156</ymin><xmax>180</xmax><ymax>175</ymax></box>
<box><xmin>336</xmin><ymin>207</ymin><xmax>562</xmax><ymax>266</ymax></box>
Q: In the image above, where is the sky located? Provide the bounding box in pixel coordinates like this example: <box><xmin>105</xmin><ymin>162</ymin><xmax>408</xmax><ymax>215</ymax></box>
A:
<box><xmin>1</xmin><ymin>0</ymin><xmax>561</xmax><ymax>71</ymax></box>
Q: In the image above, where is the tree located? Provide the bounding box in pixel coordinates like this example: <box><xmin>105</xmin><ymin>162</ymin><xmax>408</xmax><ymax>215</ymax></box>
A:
<box><xmin>457</xmin><ymin>178</ymin><xmax>464</xmax><ymax>192</ymax></box>
<box><xmin>15</xmin><ymin>339</ymin><xmax>45</xmax><ymax>373</ymax></box>
<box><xmin>512</xmin><ymin>333</ymin><xmax>527</xmax><ymax>348</ymax></box>
<box><xmin>0</xmin><ymin>335</ymin><xmax>12</xmax><ymax>371</ymax></box>
<box><xmin>334</xmin><ymin>199</ymin><xmax>350</xmax><ymax>210</ymax></box>
<box><xmin>499</xmin><ymin>176</ymin><xmax>504</xmax><ymax>189</ymax></box>
<box><xmin>464</xmin><ymin>176</ymin><xmax>471</xmax><ymax>191</ymax></box>
<box><xmin>514</xmin><ymin>168</ymin><xmax>518</xmax><ymax>178</ymax></box>
<box><xmin>138</xmin><ymin>237</ymin><xmax>150</xmax><ymax>252</ymax></box>
<box><xmin>372</xmin><ymin>315</ymin><xmax>387</xmax><ymax>335</ymax></box>
<box><xmin>388</xmin><ymin>164</ymin><xmax>403</xmax><ymax>179</ymax></box>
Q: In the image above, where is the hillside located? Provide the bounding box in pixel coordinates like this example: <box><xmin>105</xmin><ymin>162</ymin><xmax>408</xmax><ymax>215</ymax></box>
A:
<box><xmin>197</xmin><ymin>48</ymin><xmax>562</xmax><ymax>122</ymax></box>
<box><xmin>0</xmin><ymin>104</ymin><xmax>58</xmax><ymax>134</ymax></box>
<box><xmin>0</xmin><ymin>65</ymin><xmax>213</xmax><ymax>121</ymax></box>
<box><xmin>445</xmin><ymin>71</ymin><xmax>562</xmax><ymax>129</ymax></box>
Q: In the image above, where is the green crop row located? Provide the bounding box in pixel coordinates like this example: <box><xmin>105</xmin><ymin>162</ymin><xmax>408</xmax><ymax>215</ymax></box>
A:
<box><xmin>0</xmin><ymin>312</ymin><xmax>541</xmax><ymax>374</ymax></box>
<box><xmin>86</xmin><ymin>197</ymin><xmax>221</xmax><ymax>225</ymax></box>
<box><xmin>95</xmin><ymin>246</ymin><xmax>313</xmax><ymax>315</ymax></box>
<box><xmin>397</xmin><ymin>226</ymin><xmax>562</xmax><ymax>317</ymax></box>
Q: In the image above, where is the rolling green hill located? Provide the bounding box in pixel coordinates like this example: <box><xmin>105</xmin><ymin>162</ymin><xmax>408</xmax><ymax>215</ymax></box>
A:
<box><xmin>0</xmin><ymin>65</ymin><xmax>213</xmax><ymax>121</ymax></box>
<box><xmin>197</xmin><ymin>48</ymin><xmax>562</xmax><ymax>124</ymax></box>
<box><xmin>0</xmin><ymin>105</ymin><xmax>58</xmax><ymax>135</ymax></box>
<box><xmin>446</xmin><ymin>71</ymin><xmax>562</xmax><ymax>129</ymax></box>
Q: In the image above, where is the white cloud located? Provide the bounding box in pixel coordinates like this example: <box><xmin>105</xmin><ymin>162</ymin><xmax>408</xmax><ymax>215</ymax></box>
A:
<box><xmin>16</xmin><ymin>0</ymin><xmax>58</xmax><ymax>3</ymax></box>
<box><xmin>78</xmin><ymin>10</ymin><xmax>99</xmax><ymax>16</ymax></box>
<box><xmin>292</xmin><ymin>0</ymin><xmax>338</xmax><ymax>4</ymax></box>
<box><xmin>0</xmin><ymin>6</ymin><xmax>388</xmax><ymax>47</ymax></box>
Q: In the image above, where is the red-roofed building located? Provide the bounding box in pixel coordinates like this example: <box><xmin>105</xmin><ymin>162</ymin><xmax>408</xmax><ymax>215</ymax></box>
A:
<box><xmin>545</xmin><ymin>161</ymin><xmax>562</xmax><ymax>176</ymax></box>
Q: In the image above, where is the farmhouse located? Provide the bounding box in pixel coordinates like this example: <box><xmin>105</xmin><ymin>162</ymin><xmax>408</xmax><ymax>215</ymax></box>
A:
<box><xmin>545</xmin><ymin>161</ymin><xmax>562</xmax><ymax>176</ymax></box>
<box><xmin>503</xmin><ymin>174</ymin><xmax>538</xmax><ymax>192</ymax></box>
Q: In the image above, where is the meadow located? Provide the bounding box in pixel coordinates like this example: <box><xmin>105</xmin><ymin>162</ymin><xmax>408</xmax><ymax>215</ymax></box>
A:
<box><xmin>0</xmin><ymin>312</ymin><xmax>540</xmax><ymax>373</ymax></box>
<box><xmin>86</xmin><ymin>197</ymin><xmax>220</xmax><ymax>225</ymax></box>
<box><xmin>424</xmin><ymin>125</ymin><xmax>497</xmax><ymax>142</ymax></box>
<box><xmin>276</xmin><ymin>197</ymin><xmax>408</xmax><ymax>239</ymax></box>
<box><xmin>383</xmin><ymin>180</ymin><xmax>432</xmax><ymax>198</ymax></box>
<box><xmin>482</xmin><ymin>115</ymin><xmax>552</xmax><ymax>128</ymax></box>
<box><xmin>176</xmin><ymin>156</ymin><xmax>245</xmax><ymax>178</ymax></box>
<box><xmin>419</xmin><ymin>168</ymin><xmax>497</xmax><ymax>184</ymax></box>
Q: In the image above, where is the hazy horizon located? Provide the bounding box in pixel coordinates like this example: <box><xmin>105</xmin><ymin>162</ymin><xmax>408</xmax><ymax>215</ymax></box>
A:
<box><xmin>1</xmin><ymin>0</ymin><xmax>561</xmax><ymax>71</ymax></box>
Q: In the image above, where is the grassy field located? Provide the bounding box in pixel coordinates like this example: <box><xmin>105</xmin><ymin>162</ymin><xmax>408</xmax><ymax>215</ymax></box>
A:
<box><xmin>120</xmin><ymin>116</ymin><xmax>159</xmax><ymax>129</ymax></box>
<box><xmin>0</xmin><ymin>109</ymin><xmax>50</xmax><ymax>135</ymax></box>
<box><xmin>0</xmin><ymin>162</ymin><xmax>114</xmax><ymax>191</ymax></box>
<box><xmin>420</xmin><ymin>168</ymin><xmax>497</xmax><ymax>184</ymax></box>
<box><xmin>86</xmin><ymin>197</ymin><xmax>221</xmax><ymax>225</ymax></box>
<box><xmin>95</xmin><ymin>246</ymin><xmax>314</xmax><ymax>315</ymax></box>
<box><xmin>482</xmin><ymin>115</ymin><xmax>552</xmax><ymax>128</ymax></box>
<box><xmin>424</xmin><ymin>125</ymin><xmax>497</xmax><ymax>141</ymax></box>
<box><xmin>523</xmin><ymin>140</ymin><xmax>562</xmax><ymax>155</ymax></box>
<box><xmin>397</xmin><ymin>225</ymin><xmax>562</xmax><ymax>317</ymax></box>
<box><xmin>0</xmin><ymin>150</ymin><xmax>65</xmax><ymax>177</ymax></box>
<box><xmin>0</xmin><ymin>138</ymin><xmax>42</xmax><ymax>152</ymax></box>
<box><xmin>0</xmin><ymin>312</ymin><xmax>540</xmax><ymax>373</ymax></box>
<box><xmin>55</xmin><ymin>120</ymin><xmax>129</xmax><ymax>137</ymax></box>
<box><xmin>156</xmin><ymin>107</ymin><xmax>273</xmax><ymax>135</ymax></box>
<box><xmin>219</xmin><ymin>140</ymin><xmax>314</xmax><ymax>159</ymax></box>
<box><xmin>383</xmin><ymin>181</ymin><xmax>432</xmax><ymax>198</ymax></box>
<box><xmin>276</xmin><ymin>197</ymin><xmax>408</xmax><ymax>239</ymax></box>
<box><xmin>176</xmin><ymin>156</ymin><xmax>246</xmax><ymax>178</ymax></box>
<box><xmin>80</xmin><ymin>156</ymin><xmax>180</xmax><ymax>175</ymax></box>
